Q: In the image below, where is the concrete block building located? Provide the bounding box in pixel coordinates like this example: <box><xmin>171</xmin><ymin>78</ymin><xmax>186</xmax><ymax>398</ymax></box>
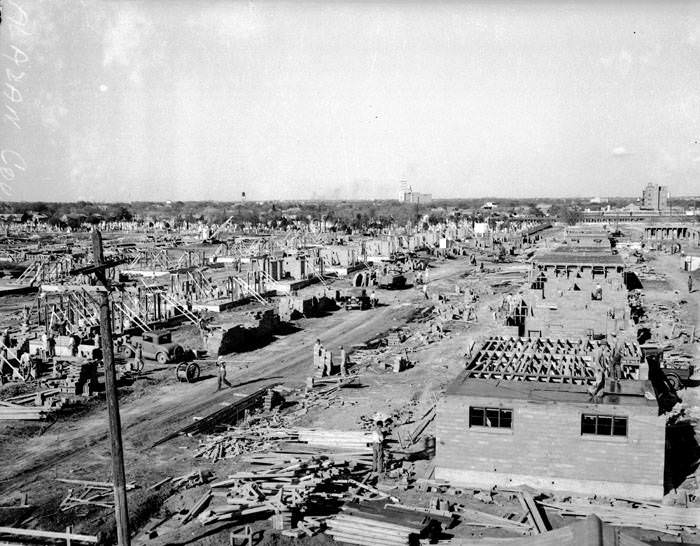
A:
<box><xmin>435</xmin><ymin>348</ymin><xmax>665</xmax><ymax>500</ymax></box>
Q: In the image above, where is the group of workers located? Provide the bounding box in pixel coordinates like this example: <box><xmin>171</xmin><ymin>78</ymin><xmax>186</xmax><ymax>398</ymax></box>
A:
<box><xmin>313</xmin><ymin>339</ymin><xmax>348</xmax><ymax>377</ymax></box>
<box><xmin>588</xmin><ymin>331</ymin><xmax>626</xmax><ymax>399</ymax></box>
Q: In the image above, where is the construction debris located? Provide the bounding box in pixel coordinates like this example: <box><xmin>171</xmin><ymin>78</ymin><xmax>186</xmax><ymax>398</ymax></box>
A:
<box><xmin>541</xmin><ymin>498</ymin><xmax>699</xmax><ymax>535</ymax></box>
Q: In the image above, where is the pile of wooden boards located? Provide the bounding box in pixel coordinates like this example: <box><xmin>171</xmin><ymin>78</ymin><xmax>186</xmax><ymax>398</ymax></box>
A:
<box><xmin>194</xmin><ymin>427</ymin><xmax>298</xmax><ymax>461</ymax></box>
<box><xmin>541</xmin><ymin>498</ymin><xmax>700</xmax><ymax>536</ymax></box>
<box><xmin>0</xmin><ymin>389</ymin><xmax>62</xmax><ymax>420</ymax></box>
<box><xmin>0</xmin><ymin>401</ymin><xmax>52</xmax><ymax>420</ymax></box>
<box><xmin>190</xmin><ymin>449</ymin><xmax>379</xmax><ymax>530</ymax></box>
<box><xmin>57</xmin><ymin>478</ymin><xmax>137</xmax><ymax>512</ymax></box>
<box><xmin>326</xmin><ymin>502</ymin><xmax>429</xmax><ymax>546</ymax></box>
<box><xmin>296</xmin><ymin>428</ymin><xmax>374</xmax><ymax>452</ymax></box>
<box><xmin>243</xmin><ymin>448</ymin><xmax>373</xmax><ymax>468</ymax></box>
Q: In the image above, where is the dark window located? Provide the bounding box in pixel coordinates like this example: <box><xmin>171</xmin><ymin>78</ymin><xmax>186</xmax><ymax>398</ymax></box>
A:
<box><xmin>469</xmin><ymin>406</ymin><xmax>485</xmax><ymax>427</ymax></box>
<box><xmin>469</xmin><ymin>407</ymin><xmax>513</xmax><ymax>429</ymax></box>
<box><xmin>581</xmin><ymin>414</ymin><xmax>628</xmax><ymax>437</ymax></box>
<box><xmin>612</xmin><ymin>417</ymin><xmax>627</xmax><ymax>436</ymax></box>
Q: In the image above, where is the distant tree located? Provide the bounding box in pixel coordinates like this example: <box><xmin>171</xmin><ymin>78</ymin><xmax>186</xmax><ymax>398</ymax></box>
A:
<box><xmin>552</xmin><ymin>205</ymin><xmax>582</xmax><ymax>225</ymax></box>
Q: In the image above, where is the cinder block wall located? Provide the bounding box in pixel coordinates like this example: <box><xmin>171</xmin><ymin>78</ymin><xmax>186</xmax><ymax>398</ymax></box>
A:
<box><xmin>435</xmin><ymin>394</ymin><xmax>665</xmax><ymax>499</ymax></box>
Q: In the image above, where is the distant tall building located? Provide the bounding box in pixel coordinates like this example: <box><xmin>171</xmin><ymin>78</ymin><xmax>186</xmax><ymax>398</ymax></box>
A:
<box><xmin>641</xmin><ymin>183</ymin><xmax>669</xmax><ymax>211</ymax></box>
<box><xmin>398</xmin><ymin>179</ymin><xmax>410</xmax><ymax>202</ymax></box>
<box><xmin>398</xmin><ymin>180</ymin><xmax>432</xmax><ymax>204</ymax></box>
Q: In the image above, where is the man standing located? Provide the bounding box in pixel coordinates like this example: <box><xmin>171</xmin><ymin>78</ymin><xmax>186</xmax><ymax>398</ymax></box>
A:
<box><xmin>370</xmin><ymin>289</ymin><xmax>377</xmax><ymax>308</ymax></box>
<box><xmin>41</xmin><ymin>332</ymin><xmax>49</xmax><ymax>360</ymax></box>
<box><xmin>313</xmin><ymin>339</ymin><xmax>322</xmax><ymax>370</ymax></box>
<box><xmin>689</xmin><ymin>275</ymin><xmax>694</xmax><ymax>294</ymax></box>
<box><xmin>371</xmin><ymin>420</ymin><xmax>386</xmax><ymax>477</ymax></box>
<box><xmin>323</xmin><ymin>349</ymin><xmax>333</xmax><ymax>377</ymax></box>
<box><xmin>216</xmin><ymin>356</ymin><xmax>233</xmax><ymax>391</ymax></box>
<box><xmin>69</xmin><ymin>335</ymin><xmax>79</xmax><ymax>357</ymax></box>
<box><xmin>591</xmin><ymin>343</ymin><xmax>602</xmax><ymax>369</ymax></box>
<box><xmin>132</xmin><ymin>342</ymin><xmax>144</xmax><ymax>373</ymax></box>
<box><xmin>609</xmin><ymin>333</ymin><xmax>623</xmax><ymax>392</ymax></box>
<box><xmin>339</xmin><ymin>345</ymin><xmax>347</xmax><ymax>377</ymax></box>
<box><xmin>19</xmin><ymin>351</ymin><xmax>31</xmax><ymax>380</ymax></box>
<box><xmin>48</xmin><ymin>332</ymin><xmax>56</xmax><ymax>358</ymax></box>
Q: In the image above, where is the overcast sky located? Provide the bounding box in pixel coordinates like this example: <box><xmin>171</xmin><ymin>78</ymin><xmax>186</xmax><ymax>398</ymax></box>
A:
<box><xmin>2</xmin><ymin>1</ymin><xmax>700</xmax><ymax>202</ymax></box>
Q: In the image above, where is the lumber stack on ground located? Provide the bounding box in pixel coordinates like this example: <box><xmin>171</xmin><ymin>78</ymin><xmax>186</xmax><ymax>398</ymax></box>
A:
<box><xmin>296</xmin><ymin>428</ymin><xmax>374</xmax><ymax>452</ymax></box>
<box><xmin>541</xmin><ymin>499</ymin><xmax>699</xmax><ymax>535</ymax></box>
<box><xmin>326</xmin><ymin>502</ymin><xmax>428</xmax><ymax>546</ymax></box>
<box><xmin>0</xmin><ymin>400</ymin><xmax>53</xmax><ymax>420</ymax></box>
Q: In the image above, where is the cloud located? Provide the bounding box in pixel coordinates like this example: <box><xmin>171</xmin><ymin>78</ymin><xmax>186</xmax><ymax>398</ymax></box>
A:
<box><xmin>611</xmin><ymin>146</ymin><xmax>632</xmax><ymax>156</ymax></box>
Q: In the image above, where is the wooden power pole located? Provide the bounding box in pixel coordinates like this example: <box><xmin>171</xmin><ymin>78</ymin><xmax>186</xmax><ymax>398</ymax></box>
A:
<box><xmin>90</xmin><ymin>230</ymin><xmax>131</xmax><ymax>546</ymax></box>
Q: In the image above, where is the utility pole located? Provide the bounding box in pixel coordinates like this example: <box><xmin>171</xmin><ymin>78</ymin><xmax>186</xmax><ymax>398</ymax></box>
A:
<box><xmin>89</xmin><ymin>231</ymin><xmax>130</xmax><ymax>546</ymax></box>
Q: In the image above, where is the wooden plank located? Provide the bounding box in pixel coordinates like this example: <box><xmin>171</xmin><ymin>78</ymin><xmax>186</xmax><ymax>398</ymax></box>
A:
<box><xmin>0</xmin><ymin>527</ymin><xmax>98</xmax><ymax>543</ymax></box>
<box><xmin>516</xmin><ymin>491</ymin><xmax>546</xmax><ymax>534</ymax></box>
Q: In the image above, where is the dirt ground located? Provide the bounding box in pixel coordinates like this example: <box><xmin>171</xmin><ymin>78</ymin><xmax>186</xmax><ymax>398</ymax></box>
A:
<box><xmin>0</xmin><ymin>233</ymin><xmax>698</xmax><ymax>545</ymax></box>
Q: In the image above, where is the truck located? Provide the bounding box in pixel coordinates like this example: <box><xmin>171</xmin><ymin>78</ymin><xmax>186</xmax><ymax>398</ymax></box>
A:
<box><xmin>641</xmin><ymin>343</ymin><xmax>695</xmax><ymax>392</ymax></box>
<box><xmin>341</xmin><ymin>287</ymin><xmax>371</xmax><ymax>311</ymax></box>
<box><xmin>117</xmin><ymin>330</ymin><xmax>184</xmax><ymax>364</ymax></box>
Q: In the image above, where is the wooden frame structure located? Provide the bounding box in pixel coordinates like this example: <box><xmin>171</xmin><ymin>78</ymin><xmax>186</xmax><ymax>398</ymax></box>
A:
<box><xmin>465</xmin><ymin>336</ymin><xmax>641</xmax><ymax>385</ymax></box>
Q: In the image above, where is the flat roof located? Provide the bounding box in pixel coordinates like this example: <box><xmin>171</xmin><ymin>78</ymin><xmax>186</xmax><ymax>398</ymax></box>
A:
<box><xmin>445</xmin><ymin>373</ymin><xmax>658</xmax><ymax>408</ymax></box>
<box><xmin>534</xmin><ymin>252</ymin><xmax>623</xmax><ymax>266</ymax></box>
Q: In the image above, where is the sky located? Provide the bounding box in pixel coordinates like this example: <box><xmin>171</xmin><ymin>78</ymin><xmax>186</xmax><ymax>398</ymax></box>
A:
<box><xmin>1</xmin><ymin>0</ymin><xmax>700</xmax><ymax>202</ymax></box>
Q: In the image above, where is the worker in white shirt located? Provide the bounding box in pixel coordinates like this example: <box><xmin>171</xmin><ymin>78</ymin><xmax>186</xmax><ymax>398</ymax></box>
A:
<box><xmin>371</xmin><ymin>420</ymin><xmax>386</xmax><ymax>476</ymax></box>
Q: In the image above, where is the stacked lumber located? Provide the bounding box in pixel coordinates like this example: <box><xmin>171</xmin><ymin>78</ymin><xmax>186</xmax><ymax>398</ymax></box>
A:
<box><xmin>296</xmin><ymin>428</ymin><xmax>374</xmax><ymax>452</ymax></box>
<box><xmin>243</xmin><ymin>449</ymin><xmax>372</xmax><ymax>468</ymax></box>
<box><xmin>4</xmin><ymin>388</ymin><xmax>62</xmax><ymax>406</ymax></box>
<box><xmin>0</xmin><ymin>400</ymin><xmax>52</xmax><ymax>420</ymax></box>
<box><xmin>541</xmin><ymin>499</ymin><xmax>699</xmax><ymax>535</ymax></box>
<box><xmin>326</xmin><ymin>502</ymin><xmax>427</xmax><ymax>546</ymax></box>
